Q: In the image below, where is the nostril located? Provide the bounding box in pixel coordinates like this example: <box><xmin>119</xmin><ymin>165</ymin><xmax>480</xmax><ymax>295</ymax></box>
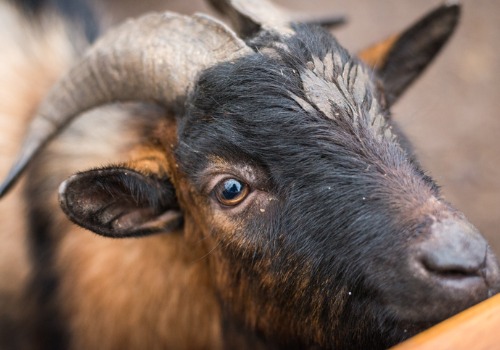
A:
<box><xmin>416</xmin><ymin>218</ymin><xmax>488</xmax><ymax>283</ymax></box>
<box><xmin>421</xmin><ymin>254</ymin><xmax>482</xmax><ymax>280</ymax></box>
<box><xmin>402</xmin><ymin>217</ymin><xmax>500</xmax><ymax>322</ymax></box>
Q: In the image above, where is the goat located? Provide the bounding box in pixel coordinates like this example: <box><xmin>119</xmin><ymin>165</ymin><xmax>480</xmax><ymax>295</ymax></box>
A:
<box><xmin>1</xmin><ymin>0</ymin><xmax>499</xmax><ymax>349</ymax></box>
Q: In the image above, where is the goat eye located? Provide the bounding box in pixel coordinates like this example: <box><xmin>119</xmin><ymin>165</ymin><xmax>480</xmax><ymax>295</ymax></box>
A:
<box><xmin>214</xmin><ymin>178</ymin><xmax>250</xmax><ymax>206</ymax></box>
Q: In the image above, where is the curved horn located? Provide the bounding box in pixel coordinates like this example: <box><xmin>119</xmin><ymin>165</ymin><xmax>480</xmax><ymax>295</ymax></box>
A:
<box><xmin>0</xmin><ymin>12</ymin><xmax>251</xmax><ymax>197</ymax></box>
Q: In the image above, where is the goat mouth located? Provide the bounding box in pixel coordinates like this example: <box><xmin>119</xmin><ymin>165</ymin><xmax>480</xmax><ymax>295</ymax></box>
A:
<box><xmin>378</xmin><ymin>285</ymin><xmax>496</xmax><ymax>335</ymax></box>
<box><xmin>368</xmin><ymin>276</ymin><xmax>492</xmax><ymax>329</ymax></box>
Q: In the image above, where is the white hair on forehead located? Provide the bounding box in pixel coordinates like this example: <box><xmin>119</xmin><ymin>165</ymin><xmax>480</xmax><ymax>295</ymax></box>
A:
<box><xmin>293</xmin><ymin>51</ymin><xmax>395</xmax><ymax>142</ymax></box>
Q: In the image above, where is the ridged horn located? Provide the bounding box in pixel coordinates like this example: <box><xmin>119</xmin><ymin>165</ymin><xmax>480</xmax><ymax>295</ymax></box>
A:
<box><xmin>0</xmin><ymin>12</ymin><xmax>251</xmax><ymax>197</ymax></box>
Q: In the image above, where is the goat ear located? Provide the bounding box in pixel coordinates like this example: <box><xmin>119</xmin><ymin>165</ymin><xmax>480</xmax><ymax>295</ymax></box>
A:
<box><xmin>59</xmin><ymin>167</ymin><xmax>182</xmax><ymax>238</ymax></box>
<box><xmin>358</xmin><ymin>3</ymin><xmax>460</xmax><ymax>105</ymax></box>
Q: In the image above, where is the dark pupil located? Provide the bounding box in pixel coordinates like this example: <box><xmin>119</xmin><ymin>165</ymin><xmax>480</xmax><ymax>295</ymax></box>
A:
<box><xmin>222</xmin><ymin>179</ymin><xmax>243</xmax><ymax>200</ymax></box>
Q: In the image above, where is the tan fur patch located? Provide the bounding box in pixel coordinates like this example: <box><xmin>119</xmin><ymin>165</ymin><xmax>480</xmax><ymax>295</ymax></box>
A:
<box><xmin>55</xmin><ymin>224</ymin><xmax>222</xmax><ymax>349</ymax></box>
<box><xmin>35</xmin><ymin>104</ymin><xmax>225</xmax><ymax>348</ymax></box>
<box><xmin>358</xmin><ymin>34</ymin><xmax>399</xmax><ymax>70</ymax></box>
<box><xmin>0</xmin><ymin>3</ymin><xmax>224</xmax><ymax>346</ymax></box>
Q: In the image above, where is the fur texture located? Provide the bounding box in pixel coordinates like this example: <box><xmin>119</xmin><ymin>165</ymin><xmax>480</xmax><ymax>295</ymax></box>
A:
<box><xmin>1</xmin><ymin>2</ymin><xmax>498</xmax><ymax>350</ymax></box>
<box><xmin>0</xmin><ymin>3</ymin><xmax>78</xmax><ymax>348</ymax></box>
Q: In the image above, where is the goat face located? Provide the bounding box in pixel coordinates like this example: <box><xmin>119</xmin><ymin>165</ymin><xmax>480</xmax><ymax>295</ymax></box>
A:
<box><xmin>3</xmin><ymin>2</ymin><xmax>499</xmax><ymax>349</ymax></box>
<box><xmin>172</xmin><ymin>25</ymin><xmax>500</xmax><ymax>348</ymax></box>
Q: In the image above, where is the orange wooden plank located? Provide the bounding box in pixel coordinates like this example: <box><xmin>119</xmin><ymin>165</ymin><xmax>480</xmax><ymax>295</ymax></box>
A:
<box><xmin>392</xmin><ymin>293</ymin><xmax>500</xmax><ymax>350</ymax></box>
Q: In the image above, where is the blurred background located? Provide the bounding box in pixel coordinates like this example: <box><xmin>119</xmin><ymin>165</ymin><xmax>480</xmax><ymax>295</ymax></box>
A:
<box><xmin>91</xmin><ymin>0</ymin><xmax>500</xmax><ymax>254</ymax></box>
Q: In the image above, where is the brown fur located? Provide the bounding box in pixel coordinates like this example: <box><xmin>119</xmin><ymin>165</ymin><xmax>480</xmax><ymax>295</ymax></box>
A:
<box><xmin>27</xmin><ymin>104</ymin><xmax>226</xmax><ymax>348</ymax></box>
<box><xmin>0</xmin><ymin>4</ymin><xmax>224</xmax><ymax>347</ymax></box>
<box><xmin>0</xmin><ymin>3</ymin><xmax>80</xmax><ymax>348</ymax></box>
<box><xmin>55</xmin><ymin>226</ymin><xmax>221</xmax><ymax>349</ymax></box>
<box><xmin>358</xmin><ymin>35</ymin><xmax>399</xmax><ymax>70</ymax></box>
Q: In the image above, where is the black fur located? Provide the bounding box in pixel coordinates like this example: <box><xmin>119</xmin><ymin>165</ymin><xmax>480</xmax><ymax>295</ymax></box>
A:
<box><xmin>179</xmin><ymin>25</ymin><xmax>445</xmax><ymax>348</ymax></box>
<box><xmin>24</xmin><ymin>183</ymin><xmax>69</xmax><ymax>350</ymax></box>
<box><xmin>376</xmin><ymin>5</ymin><xmax>460</xmax><ymax>104</ymax></box>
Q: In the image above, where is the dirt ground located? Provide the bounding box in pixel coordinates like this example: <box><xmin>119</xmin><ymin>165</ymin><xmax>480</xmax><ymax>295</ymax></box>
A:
<box><xmin>93</xmin><ymin>0</ymin><xmax>500</xmax><ymax>255</ymax></box>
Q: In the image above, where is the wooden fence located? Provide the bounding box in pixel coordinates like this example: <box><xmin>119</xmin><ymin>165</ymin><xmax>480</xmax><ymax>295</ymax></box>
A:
<box><xmin>392</xmin><ymin>293</ymin><xmax>500</xmax><ymax>350</ymax></box>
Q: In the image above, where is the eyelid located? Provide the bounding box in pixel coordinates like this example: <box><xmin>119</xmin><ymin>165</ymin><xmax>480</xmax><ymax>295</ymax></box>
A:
<box><xmin>204</xmin><ymin>173</ymin><xmax>236</xmax><ymax>195</ymax></box>
<box><xmin>199</xmin><ymin>162</ymin><xmax>270</xmax><ymax>195</ymax></box>
<box><xmin>202</xmin><ymin>167</ymin><xmax>254</xmax><ymax>194</ymax></box>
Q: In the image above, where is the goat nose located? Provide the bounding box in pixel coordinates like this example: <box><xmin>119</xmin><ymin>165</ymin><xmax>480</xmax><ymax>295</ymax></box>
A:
<box><xmin>417</xmin><ymin>218</ymin><xmax>489</xmax><ymax>285</ymax></box>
